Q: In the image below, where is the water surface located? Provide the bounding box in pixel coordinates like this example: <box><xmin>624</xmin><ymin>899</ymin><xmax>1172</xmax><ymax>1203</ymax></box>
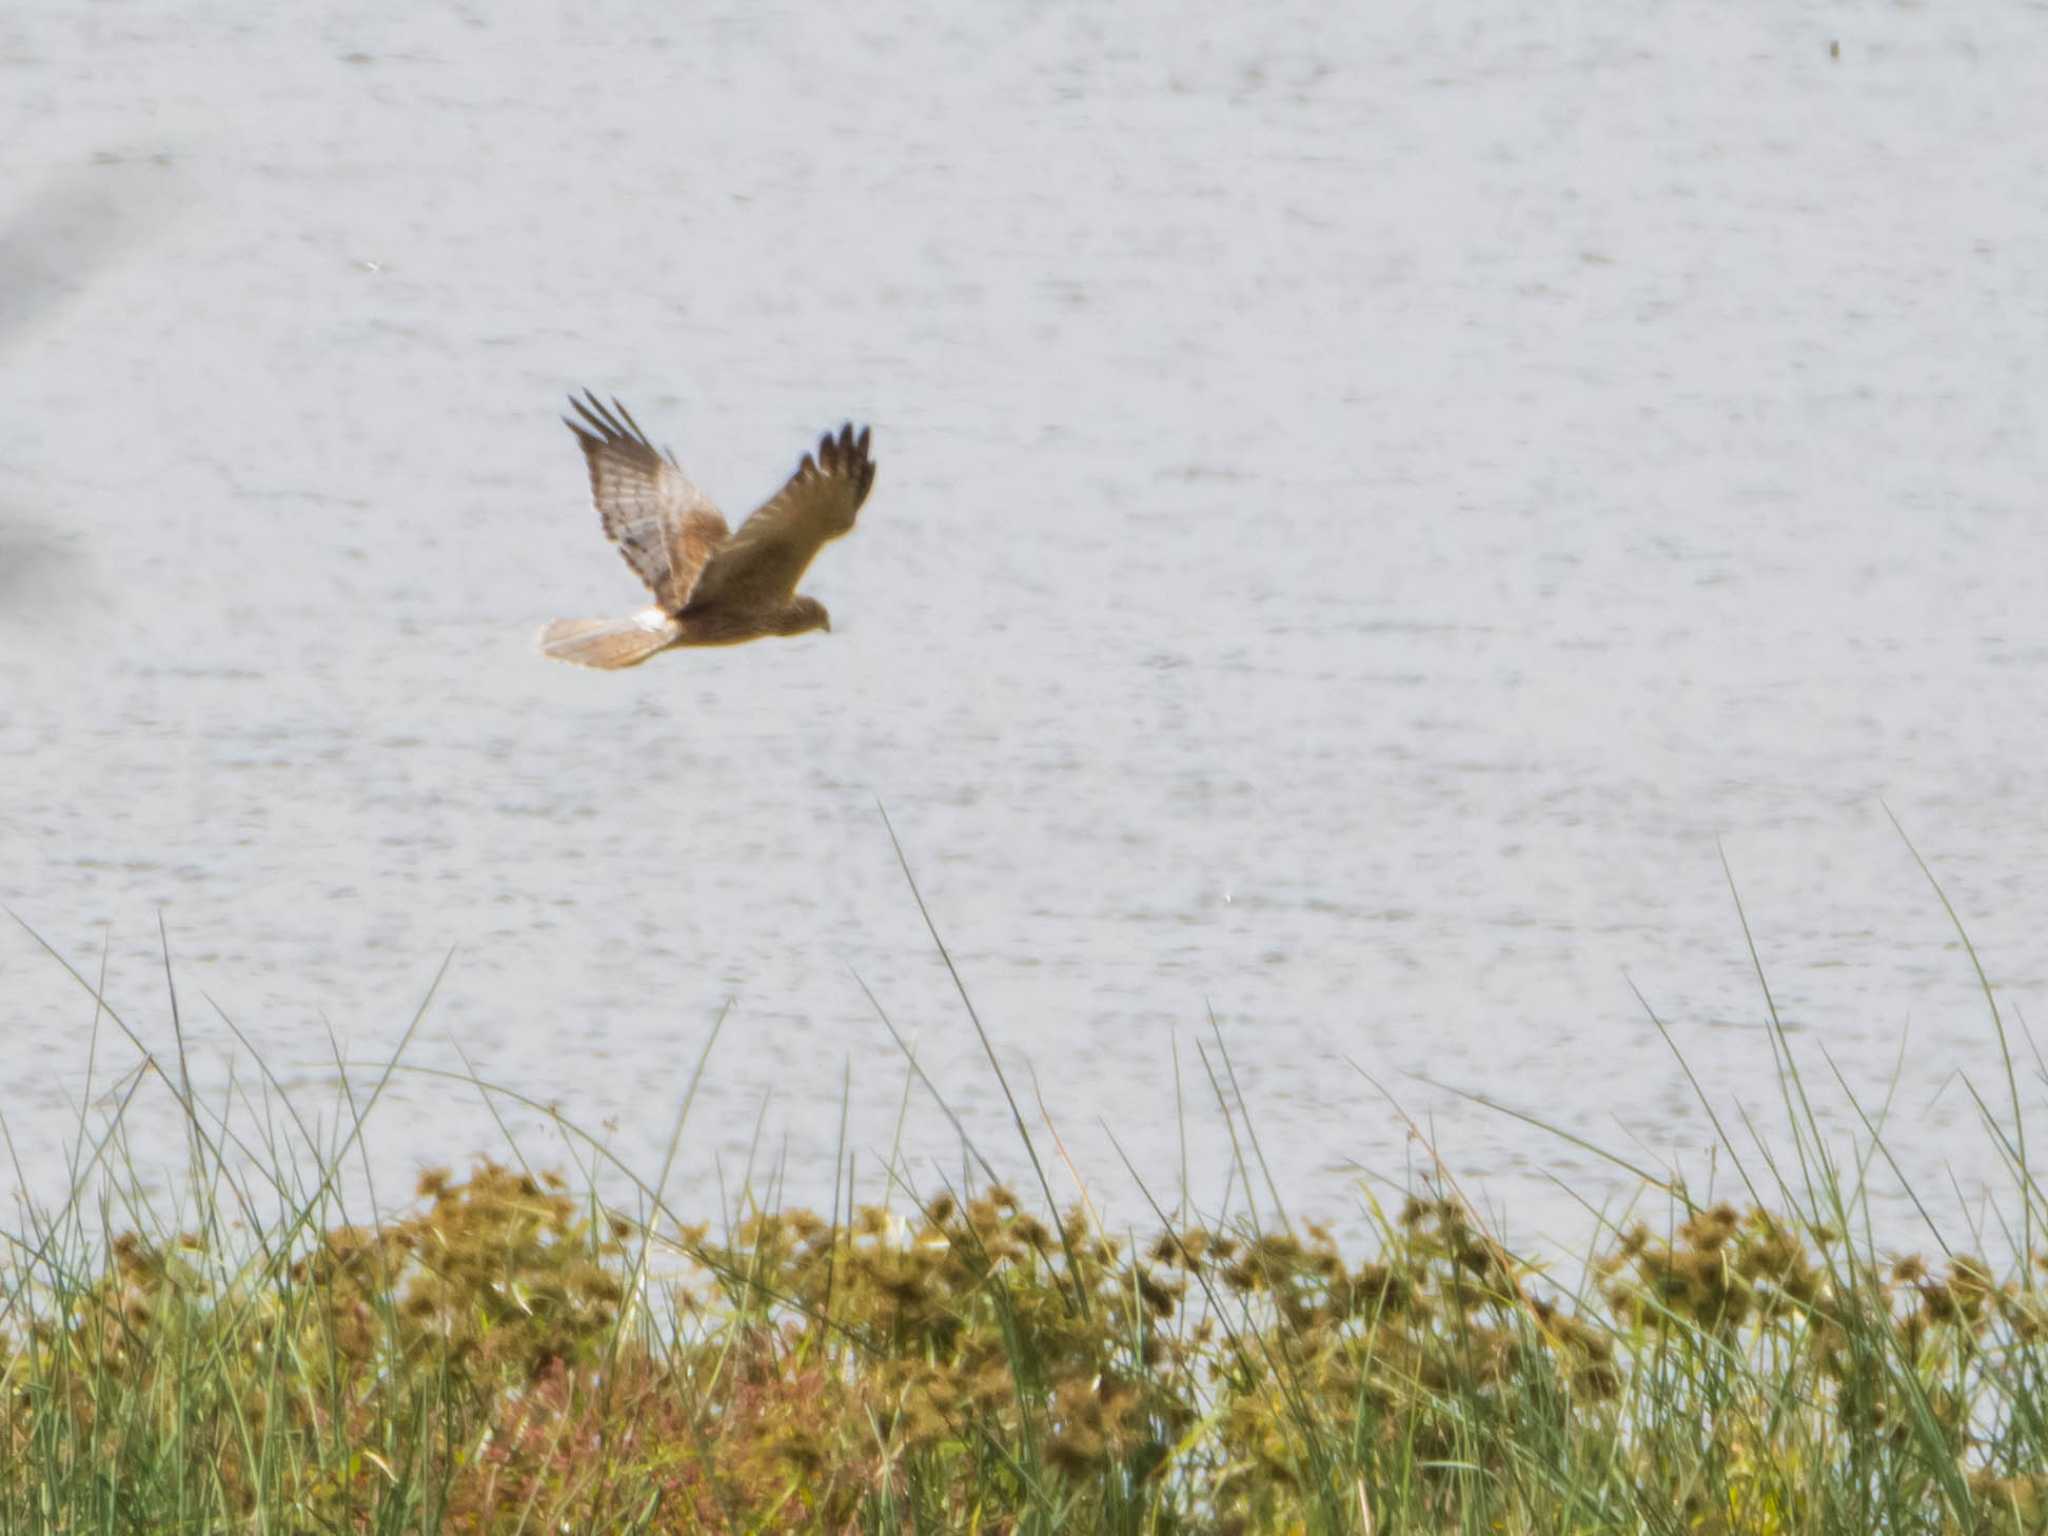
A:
<box><xmin>4</xmin><ymin>0</ymin><xmax>2045</xmax><ymax>1252</ymax></box>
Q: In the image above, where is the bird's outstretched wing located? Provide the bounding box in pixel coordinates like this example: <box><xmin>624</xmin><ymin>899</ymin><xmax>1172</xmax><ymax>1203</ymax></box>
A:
<box><xmin>687</xmin><ymin>424</ymin><xmax>875</xmax><ymax>610</ymax></box>
<box><xmin>565</xmin><ymin>391</ymin><xmax>730</xmax><ymax>612</ymax></box>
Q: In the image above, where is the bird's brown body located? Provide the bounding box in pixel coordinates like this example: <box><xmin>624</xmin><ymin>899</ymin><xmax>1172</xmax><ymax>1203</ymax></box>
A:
<box><xmin>675</xmin><ymin>595</ymin><xmax>830</xmax><ymax>646</ymax></box>
<box><xmin>539</xmin><ymin>393</ymin><xmax>875</xmax><ymax>669</ymax></box>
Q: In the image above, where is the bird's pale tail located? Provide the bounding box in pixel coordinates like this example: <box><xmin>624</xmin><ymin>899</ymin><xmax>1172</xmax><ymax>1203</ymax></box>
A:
<box><xmin>536</xmin><ymin>612</ymin><xmax>678</xmax><ymax>669</ymax></box>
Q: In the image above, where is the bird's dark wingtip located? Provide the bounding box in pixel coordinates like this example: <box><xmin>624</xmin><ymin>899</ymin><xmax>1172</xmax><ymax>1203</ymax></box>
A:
<box><xmin>609</xmin><ymin>395</ymin><xmax>657</xmax><ymax>448</ymax></box>
<box><xmin>819</xmin><ymin>422</ymin><xmax>873</xmax><ymax>471</ymax></box>
<box><xmin>566</xmin><ymin>389</ymin><xmax>609</xmax><ymax>438</ymax></box>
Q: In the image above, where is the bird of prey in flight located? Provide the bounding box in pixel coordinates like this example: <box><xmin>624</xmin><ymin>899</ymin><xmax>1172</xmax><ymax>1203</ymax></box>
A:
<box><xmin>539</xmin><ymin>392</ymin><xmax>876</xmax><ymax>669</ymax></box>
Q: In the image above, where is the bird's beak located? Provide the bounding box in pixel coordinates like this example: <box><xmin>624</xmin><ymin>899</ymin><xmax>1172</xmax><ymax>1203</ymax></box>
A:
<box><xmin>823</xmin><ymin>615</ymin><xmax>832</xmax><ymax>634</ymax></box>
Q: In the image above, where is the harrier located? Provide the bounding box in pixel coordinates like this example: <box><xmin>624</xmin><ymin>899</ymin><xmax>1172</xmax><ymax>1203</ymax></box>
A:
<box><xmin>538</xmin><ymin>392</ymin><xmax>876</xmax><ymax>669</ymax></box>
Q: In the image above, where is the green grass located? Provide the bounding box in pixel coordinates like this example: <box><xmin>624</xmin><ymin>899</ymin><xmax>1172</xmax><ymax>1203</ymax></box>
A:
<box><xmin>4</xmin><ymin>834</ymin><xmax>2046</xmax><ymax>1534</ymax></box>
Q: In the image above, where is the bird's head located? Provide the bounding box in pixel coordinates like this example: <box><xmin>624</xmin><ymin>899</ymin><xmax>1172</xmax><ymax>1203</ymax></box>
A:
<box><xmin>778</xmin><ymin>596</ymin><xmax>831</xmax><ymax>636</ymax></box>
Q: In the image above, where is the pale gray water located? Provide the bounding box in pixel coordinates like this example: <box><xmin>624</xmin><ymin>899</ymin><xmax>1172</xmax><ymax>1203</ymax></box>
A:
<box><xmin>3</xmin><ymin>0</ymin><xmax>2045</xmax><ymax>1254</ymax></box>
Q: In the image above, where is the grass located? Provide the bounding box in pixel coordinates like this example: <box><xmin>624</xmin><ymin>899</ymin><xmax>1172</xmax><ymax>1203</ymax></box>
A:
<box><xmin>4</xmin><ymin>839</ymin><xmax>2047</xmax><ymax>1533</ymax></box>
